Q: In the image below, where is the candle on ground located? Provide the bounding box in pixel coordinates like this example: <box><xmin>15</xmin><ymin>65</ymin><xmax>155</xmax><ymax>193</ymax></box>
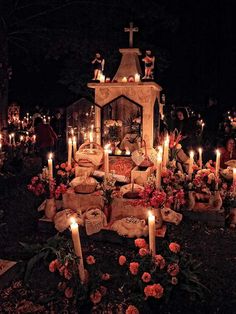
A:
<box><xmin>104</xmin><ymin>144</ymin><xmax>110</xmax><ymax>180</ymax></box>
<box><xmin>48</xmin><ymin>153</ymin><xmax>53</xmax><ymax>179</ymax></box>
<box><xmin>72</xmin><ymin>136</ymin><xmax>77</xmax><ymax>157</ymax></box>
<box><xmin>70</xmin><ymin>218</ymin><xmax>85</xmax><ymax>283</ymax></box>
<box><xmin>188</xmin><ymin>151</ymin><xmax>194</xmax><ymax>179</ymax></box>
<box><xmin>198</xmin><ymin>148</ymin><xmax>203</xmax><ymax>169</ymax></box>
<box><xmin>122</xmin><ymin>76</ymin><xmax>127</xmax><ymax>82</ymax></box>
<box><xmin>233</xmin><ymin>168</ymin><xmax>236</xmax><ymax>194</ymax></box>
<box><xmin>215</xmin><ymin>149</ymin><xmax>221</xmax><ymax>178</ymax></box>
<box><xmin>148</xmin><ymin>212</ymin><xmax>156</xmax><ymax>256</ymax></box>
<box><xmin>68</xmin><ymin>138</ymin><xmax>72</xmax><ymax>166</ymax></box>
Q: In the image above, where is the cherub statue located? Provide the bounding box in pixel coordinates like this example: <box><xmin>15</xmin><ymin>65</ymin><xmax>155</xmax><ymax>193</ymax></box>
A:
<box><xmin>91</xmin><ymin>52</ymin><xmax>105</xmax><ymax>80</ymax></box>
<box><xmin>142</xmin><ymin>50</ymin><xmax>155</xmax><ymax>79</ymax></box>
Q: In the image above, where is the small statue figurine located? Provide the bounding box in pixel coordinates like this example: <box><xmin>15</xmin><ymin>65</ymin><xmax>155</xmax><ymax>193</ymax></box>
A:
<box><xmin>91</xmin><ymin>52</ymin><xmax>105</xmax><ymax>80</ymax></box>
<box><xmin>142</xmin><ymin>50</ymin><xmax>155</xmax><ymax>79</ymax></box>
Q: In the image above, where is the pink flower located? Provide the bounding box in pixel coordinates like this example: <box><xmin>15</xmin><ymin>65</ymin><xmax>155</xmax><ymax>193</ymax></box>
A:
<box><xmin>154</xmin><ymin>255</ymin><xmax>166</xmax><ymax>269</ymax></box>
<box><xmin>65</xmin><ymin>165</ymin><xmax>72</xmax><ymax>172</ymax></box>
<box><xmin>139</xmin><ymin>248</ymin><xmax>149</xmax><ymax>257</ymax></box>
<box><xmin>65</xmin><ymin>287</ymin><xmax>73</xmax><ymax>298</ymax></box>
<box><xmin>101</xmin><ymin>273</ymin><xmax>110</xmax><ymax>281</ymax></box>
<box><xmin>49</xmin><ymin>259</ymin><xmax>58</xmax><ymax>272</ymax></box>
<box><xmin>129</xmin><ymin>262</ymin><xmax>139</xmax><ymax>275</ymax></box>
<box><xmin>119</xmin><ymin>255</ymin><xmax>126</xmax><ymax>266</ymax></box>
<box><xmin>144</xmin><ymin>283</ymin><xmax>164</xmax><ymax>299</ymax></box>
<box><xmin>141</xmin><ymin>272</ymin><xmax>151</xmax><ymax>283</ymax></box>
<box><xmin>86</xmin><ymin>255</ymin><xmax>96</xmax><ymax>265</ymax></box>
<box><xmin>134</xmin><ymin>238</ymin><xmax>147</xmax><ymax>249</ymax></box>
<box><xmin>64</xmin><ymin>268</ymin><xmax>72</xmax><ymax>280</ymax></box>
<box><xmin>167</xmin><ymin>263</ymin><xmax>180</xmax><ymax>276</ymax></box>
<box><xmin>169</xmin><ymin>242</ymin><xmax>181</xmax><ymax>253</ymax></box>
<box><xmin>126</xmin><ymin>305</ymin><xmax>140</xmax><ymax>314</ymax></box>
<box><xmin>90</xmin><ymin>290</ymin><xmax>102</xmax><ymax>304</ymax></box>
<box><xmin>60</xmin><ymin>163</ymin><xmax>66</xmax><ymax>169</ymax></box>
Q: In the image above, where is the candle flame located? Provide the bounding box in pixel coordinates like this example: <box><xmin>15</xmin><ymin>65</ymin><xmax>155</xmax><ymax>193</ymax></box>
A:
<box><xmin>198</xmin><ymin>147</ymin><xmax>202</xmax><ymax>153</ymax></box>
<box><xmin>190</xmin><ymin>150</ymin><xmax>194</xmax><ymax>158</ymax></box>
<box><xmin>49</xmin><ymin>153</ymin><xmax>53</xmax><ymax>159</ymax></box>
<box><xmin>104</xmin><ymin>143</ymin><xmax>110</xmax><ymax>150</ymax></box>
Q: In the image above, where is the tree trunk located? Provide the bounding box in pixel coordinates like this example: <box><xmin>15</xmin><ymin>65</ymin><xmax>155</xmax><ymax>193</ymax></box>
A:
<box><xmin>0</xmin><ymin>30</ymin><xmax>8</xmax><ymax>131</ymax></box>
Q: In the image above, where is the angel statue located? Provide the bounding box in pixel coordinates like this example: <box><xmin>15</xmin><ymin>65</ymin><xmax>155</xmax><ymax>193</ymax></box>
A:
<box><xmin>142</xmin><ymin>50</ymin><xmax>155</xmax><ymax>79</ymax></box>
<box><xmin>91</xmin><ymin>52</ymin><xmax>105</xmax><ymax>80</ymax></box>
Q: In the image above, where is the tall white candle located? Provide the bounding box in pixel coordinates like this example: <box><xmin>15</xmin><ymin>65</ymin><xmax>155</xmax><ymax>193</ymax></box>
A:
<box><xmin>215</xmin><ymin>149</ymin><xmax>221</xmax><ymax>178</ymax></box>
<box><xmin>162</xmin><ymin>134</ymin><xmax>169</xmax><ymax>169</ymax></box>
<box><xmin>148</xmin><ymin>212</ymin><xmax>156</xmax><ymax>256</ymax></box>
<box><xmin>233</xmin><ymin>168</ymin><xmax>236</xmax><ymax>194</ymax></box>
<box><xmin>72</xmin><ymin>136</ymin><xmax>77</xmax><ymax>157</ymax></box>
<box><xmin>68</xmin><ymin>138</ymin><xmax>72</xmax><ymax>166</ymax></box>
<box><xmin>0</xmin><ymin>143</ymin><xmax>2</xmax><ymax>152</ymax></box>
<box><xmin>70</xmin><ymin>218</ymin><xmax>85</xmax><ymax>283</ymax></box>
<box><xmin>9</xmin><ymin>134</ymin><xmax>12</xmax><ymax>144</ymax></box>
<box><xmin>156</xmin><ymin>153</ymin><xmax>162</xmax><ymax>190</ymax></box>
<box><xmin>48</xmin><ymin>153</ymin><xmax>53</xmax><ymax>179</ymax></box>
<box><xmin>89</xmin><ymin>131</ymin><xmax>93</xmax><ymax>149</ymax></box>
<box><xmin>188</xmin><ymin>151</ymin><xmax>194</xmax><ymax>178</ymax></box>
<box><xmin>104</xmin><ymin>144</ymin><xmax>110</xmax><ymax>180</ymax></box>
<box><xmin>198</xmin><ymin>148</ymin><xmax>203</xmax><ymax>169</ymax></box>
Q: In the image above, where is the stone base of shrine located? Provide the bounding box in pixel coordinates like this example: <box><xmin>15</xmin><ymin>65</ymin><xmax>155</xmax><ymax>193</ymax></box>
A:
<box><xmin>111</xmin><ymin>197</ymin><xmax>147</xmax><ymax>221</ymax></box>
<box><xmin>62</xmin><ymin>188</ymin><xmax>104</xmax><ymax>212</ymax></box>
<box><xmin>184</xmin><ymin>211</ymin><xmax>225</xmax><ymax>227</ymax></box>
<box><xmin>0</xmin><ymin>260</ymin><xmax>23</xmax><ymax>289</ymax></box>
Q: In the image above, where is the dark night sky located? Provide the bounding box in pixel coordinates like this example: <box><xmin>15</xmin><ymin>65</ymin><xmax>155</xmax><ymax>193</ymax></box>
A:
<box><xmin>5</xmin><ymin>0</ymin><xmax>236</xmax><ymax>112</ymax></box>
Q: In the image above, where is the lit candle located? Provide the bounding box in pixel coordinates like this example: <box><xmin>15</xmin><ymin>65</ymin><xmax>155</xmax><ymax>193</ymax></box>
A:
<box><xmin>134</xmin><ymin>73</ymin><xmax>140</xmax><ymax>82</ymax></box>
<box><xmin>70</xmin><ymin>218</ymin><xmax>85</xmax><ymax>283</ymax></box>
<box><xmin>89</xmin><ymin>131</ymin><xmax>93</xmax><ymax>149</ymax></box>
<box><xmin>72</xmin><ymin>136</ymin><xmax>77</xmax><ymax>157</ymax></box>
<box><xmin>48</xmin><ymin>153</ymin><xmax>53</xmax><ymax>179</ymax></box>
<box><xmin>188</xmin><ymin>151</ymin><xmax>194</xmax><ymax>179</ymax></box>
<box><xmin>148</xmin><ymin>212</ymin><xmax>156</xmax><ymax>256</ymax></box>
<box><xmin>125</xmin><ymin>148</ymin><xmax>131</xmax><ymax>155</ymax></box>
<box><xmin>233</xmin><ymin>168</ymin><xmax>236</xmax><ymax>194</ymax></box>
<box><xmin>9</xmin><ymin>134</ymin><xmax>12</xmax><ymax>144</ymax></box>
<box><xmin>122</xmin><ymin>76</ymin><xmax>127</xmax><ymax>83</ymax></box>
<box><xmin>104</xmin><ymin>144</ymin><xmax>110</xmax><ymax>180</ymax></box>
<box><xmin>20</xmin><ymin>135</ymin><xmax>24</xmax><ymax>142</ymax></box>
<box><xmin>68</xmin><ymin>138</ymin><xmax>72</xmax><ymax>166</ymax></box>
<box><xmin>156</xmin><ymin>153</ymin><xmax>162</xmax><ymax>189</ymax></box>
<box><xmin>32</xmin><ymin>134</ymin><xmax>36</xmax><ymax>143</ymax></box>
<box><xmin>198</xmin><ymin>148</ymin><xmax>203</xmax><ymax>169</ymax></box>
<box><xmin>162</xmin><ymin>134</ymin><xmax>169</xmax><ymax>169</ymax></box>
<box><xmin>215</xmin><ymin>149</ymin><xmax>221</xmax><ymax>178</ymax></box>
<box><xmin>100</xmin><ymin>74</ymin><xmax>105</xmax><ymax>83</ymax></box>
<box><xmin>0</xmin><ymin>143</ymin><xmax>2</xmax><ymax>152</ymax></box>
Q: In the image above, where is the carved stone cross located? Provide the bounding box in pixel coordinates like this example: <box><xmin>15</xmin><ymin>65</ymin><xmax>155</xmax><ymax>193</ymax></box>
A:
<box><xmin>124</xmin><ymin>22</ymin><xmax>138</xmax><ymax>48</ymax></box>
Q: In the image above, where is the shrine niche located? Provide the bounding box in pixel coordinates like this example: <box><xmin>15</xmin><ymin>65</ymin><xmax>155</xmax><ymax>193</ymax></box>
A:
<box><xmin>101</xmin><ymin>95</ymin><xmax>142</xmax><ymax>155</ymax></box>
<box><xmin>66</xmin><ymin>98</ymin><xmax>98</xmax><ymax>144</ymax></box>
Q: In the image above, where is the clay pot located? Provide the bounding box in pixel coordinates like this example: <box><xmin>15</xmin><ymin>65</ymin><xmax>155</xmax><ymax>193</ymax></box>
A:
<box><xmin>45</xmin><ymin>198</ymin><xmax>56</xmax><ymax>220</ymax></box>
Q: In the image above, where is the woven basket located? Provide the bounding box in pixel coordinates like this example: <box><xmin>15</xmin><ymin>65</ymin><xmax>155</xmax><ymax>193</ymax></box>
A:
<box><xmin>74</xmin><ymin>177</ymin><xmax>97</xmax><ymax>194</ymax></box>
